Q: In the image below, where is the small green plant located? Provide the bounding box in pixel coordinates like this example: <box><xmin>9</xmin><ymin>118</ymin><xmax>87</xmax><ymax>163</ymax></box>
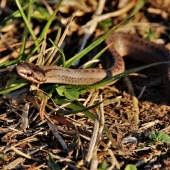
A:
<box><xmin>98</xmin><ymin>18</ymin><xmax>112</xmax><ymax>31</ymax></box>
<box><xmin>125</xmin><ymin>164</ymin><xmax>137</xmax><ymax>170</ymax></box>
<box><xmin>143</xmin><ymin>28</ymin><xmax>157</xmax><ymax>40</ymax></box>
<box><xmin>148</xmin><ymin>131</ymin><xmax>170</xmax><ymax>144</ymax></box>
<box><xmin>56</xmin><ymin>85</ymin><xmax>79</xmax><ymax>100</ymax></box>
<box><xmin>98</xmin><ymin>160</ymin><xmax>108</xmax><ymax>170</ymax></box>
<box><xmin>0</xmin><ymin>154</ymin><xmax>6</xmax><ymax>159</ymax></box>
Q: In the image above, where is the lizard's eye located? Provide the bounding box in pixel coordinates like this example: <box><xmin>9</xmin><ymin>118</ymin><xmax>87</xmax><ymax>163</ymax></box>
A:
<box><xmin>27</xmin><ymin>72</ymin><xmax>33</xmax><ymax>77</ymax></box>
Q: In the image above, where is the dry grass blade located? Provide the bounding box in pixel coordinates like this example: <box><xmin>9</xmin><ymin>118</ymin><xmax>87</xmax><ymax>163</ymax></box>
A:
<box><xmin>21</xmin><ymin>103</ymin><xmax>29</xmax><ymax>129</ymax></box>
<box><xmin>1</xmin><ymin>0</ymin><xmax>170</xmax><ymax>169</ymax></box>
<box><xmin>2</xmin><ymin>157</ymin><xmax>25</xmax><ymax>170</ymax></box>
<box><xmin>82</xmin><ymin>0</ymin><xmax>136</xmax><ymax>28</ymax></box>
<box><xmin>77</xmin><ymin>0</ymin><xmax>106</xmax><ymax>56</ymax></box>
<box><xmin>11</xmin><ymin>146</ymin><xmax>40</xmax><ymax>161</ymax></box>
<box><xmin>85</xmin><ymin>111</ymin><xmax>99</xmax><ymax>165</ymax></box>
<box><xmin>46</xmin><ymin>8</ymin><xmax>80</xmax><ymax>65</ymax></box>
<box><xmin>47</xmin><ymin>121</ymin><xmax>68</xmax><ymax>151</ymax></box>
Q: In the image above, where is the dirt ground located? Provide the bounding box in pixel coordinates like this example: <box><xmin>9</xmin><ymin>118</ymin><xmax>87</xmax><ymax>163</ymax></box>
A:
<box><xmin>1</xmin><ymin>0</ymin><xmax>170</xmax><ymax>169</ymax></box>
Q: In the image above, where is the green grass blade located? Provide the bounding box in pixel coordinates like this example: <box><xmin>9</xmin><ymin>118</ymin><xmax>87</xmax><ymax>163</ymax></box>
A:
<box><xmin>49</xmin><ymin>153</ymin><xmax>60</xmax><ymax>170</ymax></box>
<box><xmin>65</xmin><ymin>15</ymin><xmax>135</xmax><ymax>68</ymax></box>
<box><xmin>57</xmin><ymin>102</ymin><xmax>102</xmax><ymax>114</ymax></box>
<box><xmin>90</xmin><ymin>61</ymin><xmax>169</xmax><ymax>89</ymax></box>
<box><xmin>49</xmin><ymin>38</ymin><xmax>65</xmax><ymax>67</ymax></box>
<box><xmin>55</xmin><ymin>99</ymin><xmax>95</xmax><ymax>120</ymax></box>
<box><xmin>0</xmin><ymin>60</ymin><xmax>18</xmax><ymax>67</ymax></box>
<box><xmin>0</xmin><ymin>0</ymin><xmax>38</xmax><ymax>29</ymax></box>
<box><xmin>77</xmin><ymin>61</ymin><xmax>170</xmax><ymax>94</ymax></box>
<box><xmin>18</xmin><ymin>0</ymin><xmax>32</xmax><ymax>61</ymax></box>
<box><xmin>130</xmin><ymin>0</ymin><xmax>145</xmax><ymax>16</ymax></box>
<box><xmin>0</xmin><ymin>19</ymin><xmax>21</xmax><ymax>31</ymax></box>
<box><xmin>32</xmin><ymin>4</ymin><xmax>51</xmax><ymax>18</ymax></box>
<box><xmin>38</xmin><ymin>0</ymin><xmax>63</xmax><ymax>41</ymax></box>
<box><xmin>0</xmin><ymin>81</ymin><xmax>28</xmax><ymax>95</ymax></box>
<box><xmin>15</xmin><ymin>0</ymin><xmax>38</xmax><ymax>49</ymax></box>
<box><xmin>30</xmin><ymin>13</ymin><xmax>50</xmax><ymax>20</ymax></box>
<box><xmin>83</xmin><ymin>44</ymin><xmax>110</xmax><ymax>68</ymax></box>
<box><xmin>25</xmin><ymin>41</ymin><xmax>43</xmax><ymax>62</ymax></box>
<box><xmin>55</xmin><ymin>99</ymin><xmax>121</xmax><ymax>150</ymax></box>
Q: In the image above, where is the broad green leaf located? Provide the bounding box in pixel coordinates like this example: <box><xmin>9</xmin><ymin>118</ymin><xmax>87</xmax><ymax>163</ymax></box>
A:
<box><xmin>162</xmin><ymin>139</ymin><xmax>170</xmax><ymax>143</ymax></box>
<box><xmin>160</xmin><ymin>133</ymin><xmax>170</xmax><ymax>140</ymax></box>
<box><xmin>56</xmin><ymin>86</ymin><xmax>65</xmax><ymax>96</ymax></box>
<box><xmin>160</xmin><ymin>133</ymin><xmax>169</xmax><ymax>139</ymax></box>
<box><xmin>64</xmin><ymin>89</ymin><xmax>79</xmax><ymax>100</ymax></box>
<box><xmin>125</xmin><ymin>164</ymin><xmax>137</xmax><ymax>170</ymax></box>
<box><xmin>155</xmin><ymin>131</ymin><xmax>162</xmax><ymax>139</ymax></box>
<box><xmin>149</xmin><ymin>132</ymin><xmax>156</xmax><ymax>140</ymax></box>
<box><xmin>98</xmin><ymin>161</ymin><xmax>108</xmax><ymax>170</ymax></box>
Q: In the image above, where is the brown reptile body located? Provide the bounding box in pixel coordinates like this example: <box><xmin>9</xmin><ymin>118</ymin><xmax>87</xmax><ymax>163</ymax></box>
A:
<box><xmin>15</xmin><ymin>33</ymin><xmax>170</xmax><ymax>94</ymax></box>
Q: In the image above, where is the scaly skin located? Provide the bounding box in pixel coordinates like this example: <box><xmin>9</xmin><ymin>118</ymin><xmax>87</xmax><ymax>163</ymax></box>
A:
<box><xmin>15</xmin><ymin>33</ymin><xmax>170</xmax><ymax>94</ymax></box>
